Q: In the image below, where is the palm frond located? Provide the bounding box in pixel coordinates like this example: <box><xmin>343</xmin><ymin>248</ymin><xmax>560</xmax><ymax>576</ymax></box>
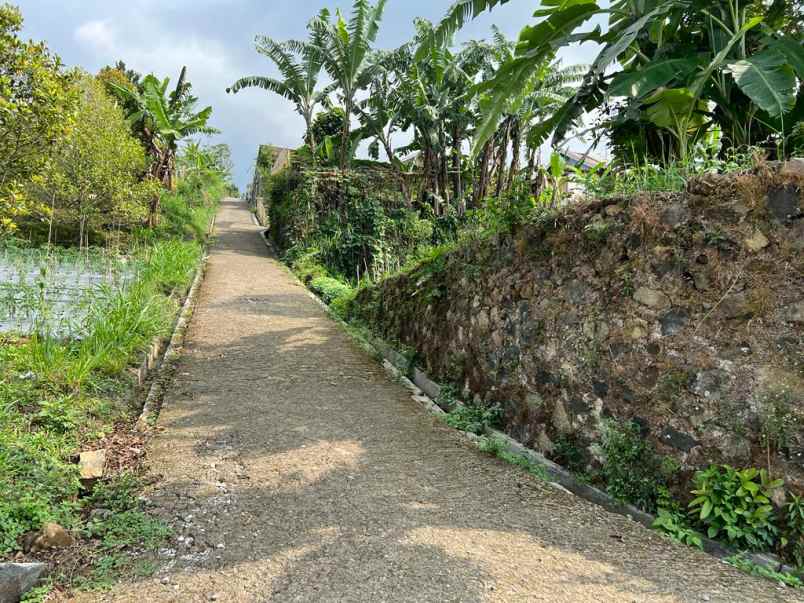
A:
<box><xmin>416</xmin><ymin>0</ymin><xmax>511</xmax><ymax>61</ymax></box>
<box><xmin>226</xmin><ymin>76</ymin><xmax>298</xmax><ymax>104</ymax></box>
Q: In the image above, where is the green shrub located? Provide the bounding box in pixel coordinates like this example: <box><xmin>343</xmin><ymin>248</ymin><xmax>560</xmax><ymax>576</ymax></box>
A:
<box><xmin>689</xmin><ymin>465</ymin><xmax>782</xmax><ymax>551</ymax></box>
<box><xmin>653</xmin><ymin>508</ymin><xmax>704</xmax><ymax>549</ymax></box>
<box><xmin>290</xmin><ymin>250</ymin><xmax>329</xmax><ymax>284</ymax></box>
<box><xmin>781</xmin><ymin>494</ymin><xmax>804</xmax><ymax>568</ymax></box>
<box><xmin>444</xmin><ymin>403</ymin><xmax>502</xmax><ymax>435</ymax></box>
<box><xmin>0</xmin><ymin>431</ymin><xmax>82</xmax><ymax>553</ymax></box>
<box><xmin>310</xmin><ymin>276</ymin><xmax>353</xmax><ymax>305</ymax></box>
<box><xmin>599</xmin><ymin>419</ymin><xmax>670</xmax><ymax>513</ymax></box>
<box><xmin>552</xmin><ymin>434</ymin><xmax>587</xmax><ymax>474</ymax></box>
<box><xmin>330</xmin><ymin>286</ymin><xmax>357</xmax><ymax>319</ymax></box>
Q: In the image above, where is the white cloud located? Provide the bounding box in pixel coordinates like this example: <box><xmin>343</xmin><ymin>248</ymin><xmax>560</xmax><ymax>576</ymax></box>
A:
<box><xmin>74</xmin><ymin>20</ymin><xmax>115</xmax><ymax>50</ymax></box>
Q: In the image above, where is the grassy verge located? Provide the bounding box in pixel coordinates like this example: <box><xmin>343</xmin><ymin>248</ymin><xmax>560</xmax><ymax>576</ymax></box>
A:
<box><xmin>0</xmin><ymin>189</ymin><xmax>218</xmax><ymax>598</ymax></box>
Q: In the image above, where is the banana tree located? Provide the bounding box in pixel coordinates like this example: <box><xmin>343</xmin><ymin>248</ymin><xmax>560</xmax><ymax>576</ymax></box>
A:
<box><xmin>427</xmin><ymin>0</ymin><xmax>803</xmax><ymax>160</ymax></box>
<box><xmin>355</xmin><ymin>47</ymin><xmax>413</xmax><ymax>202</ymax></box>
<box><xmin>228</xmin><ymin>21</ymin><xmax>331</xmax><ymax>159</ymax></box>
<box><xmin>108</xmin><ymin>67</ymin><xmax>215</xmax><ymax>223</ymax></box>
<box><xmin>311</xmin><ymin>0</ymin><xmax>388</xmax><ymax>170</ymax></box>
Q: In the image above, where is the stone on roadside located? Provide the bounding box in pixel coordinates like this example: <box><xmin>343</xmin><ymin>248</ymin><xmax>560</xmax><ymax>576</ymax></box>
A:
<box><xmin>743</xmin><ymin>230</ymin><xmax>769</xmax><ymax>252</ymax></box>
<box><xmin>633</xmin><ymin>287</ymin><xmax>670</xmax><ymax>310</ymax></box>
<box><xmin>785</xmin><ymin>300</ymin><xmax>804</xmax><ymax>323</ymax></box>
<box><xmin>780</xmin><ymin>157</ymin><xmax>804</xmax><ymax>179</ymax></box>
<box><xmin>79</xmin><ymin>449</ymin><xmax>106</xmax><ymax>481</ymax></box>
<box><xmin>0</xmin><ymin>563</ymin><xmax>48</xmax><ymax>603</ymax></box>
<box><xmin>32</xmin><ymin>523</ymin><xmax>74</xmax><ymax>551</ymax></box>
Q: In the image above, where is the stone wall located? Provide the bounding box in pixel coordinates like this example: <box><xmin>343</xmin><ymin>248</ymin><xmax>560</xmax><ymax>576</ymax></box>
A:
<box><xmin>351</xmin><ymin>164</ymin><xmax>804</xmax><ymax>492</ymax></box>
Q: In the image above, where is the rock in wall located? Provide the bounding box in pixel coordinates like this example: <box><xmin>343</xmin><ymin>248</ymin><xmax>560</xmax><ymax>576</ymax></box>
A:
<box><xmin>352</xmin><ymin>165</ymin><xmax>804</xmax><ymax>492</ymax></box>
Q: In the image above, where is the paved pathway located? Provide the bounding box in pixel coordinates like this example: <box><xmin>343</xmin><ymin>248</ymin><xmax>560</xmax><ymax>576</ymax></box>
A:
<box><xmin>86</xmin><ymin>199</ymin><xmax>797</xmax><ymax>602</ymax></box>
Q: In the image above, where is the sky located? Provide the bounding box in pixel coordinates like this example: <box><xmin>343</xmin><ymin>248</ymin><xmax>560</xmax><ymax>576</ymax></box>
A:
<box><xmin>16</xmin><ymin>1</ymin><xmax>607</xmax><ymax>191</ymax></box>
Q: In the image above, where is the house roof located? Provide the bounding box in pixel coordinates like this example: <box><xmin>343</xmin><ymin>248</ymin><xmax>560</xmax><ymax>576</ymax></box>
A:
<box><xmin>561</xmin><ymin>150</ymin><xmax>603</xmax><ymax>171</ymax></box>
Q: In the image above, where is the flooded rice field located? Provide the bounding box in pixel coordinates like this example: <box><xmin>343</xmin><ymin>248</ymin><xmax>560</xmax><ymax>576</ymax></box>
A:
<box><xmin>0</xmin><ymin>247</ymin><xmax>139</xmax><ymax>337</ymax></box>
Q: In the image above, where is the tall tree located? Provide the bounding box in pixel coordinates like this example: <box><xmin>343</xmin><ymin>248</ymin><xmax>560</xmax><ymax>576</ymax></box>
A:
<box><xmin>108</xmin><ymin>68</ymin><xmax>216</xmax><ymax>223</ymax></box>
<box><xmin>312</xmin><ymin>0</ymin><xmax>388</xmax><ymax>170</ymax></box>
<box><xmin>228</xmin><ymin>23</ymin><xmax>331</xmax><ymax>158</ymax></box>
<box><xmin>0</xmin><ymin>3</ymin><xmax>77</xmax><ymax>233</ymax></box>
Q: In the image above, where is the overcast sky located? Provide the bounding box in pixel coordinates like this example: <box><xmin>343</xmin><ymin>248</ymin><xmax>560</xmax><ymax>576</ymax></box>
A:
<box><xmin>16</xmin><ymin>1</ymin><xmax>606</xmax><ymax>190</ymax></box>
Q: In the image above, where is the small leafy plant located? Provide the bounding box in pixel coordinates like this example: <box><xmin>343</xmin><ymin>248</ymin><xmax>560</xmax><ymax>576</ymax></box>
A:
<box><xmin>599</xmin><ymin>419</ymin><xmax>670</xmax><ymax>513</ymax></box>
<box><xmin>689</xmin><ymin>465</ymin><xmax>783</xmax><ymax>551</ymax></box>
<box><xmin>653</xmin><ymin>507</ymin><xmax>704</xmax><ymax>550</ymax></box>
<box><xmin>444</xmin><ymin>402</ymin><xmax>502</xmax><ymax>435</ymax></box>
<box><xmin>781</xmin><ymin>494</ymin><xmax>804</xmax><ymax>568</ymax></box>
<box><xmin>726</xmin><ymin>554</ymin><xmax>803</xmax><ymax>589</ymax></box>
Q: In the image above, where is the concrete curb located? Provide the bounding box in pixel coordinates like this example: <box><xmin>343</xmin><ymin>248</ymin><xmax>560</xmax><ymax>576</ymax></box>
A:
<box><xmin>133</xmin><ymin>208</ymin><xmax>217</xmax><ymax>430</ymax></box>
<box><xmin>254</xmin><ymin>221</ymin><xmax>796</xmax><ymax>577</ymax></box>
<box><xmin>135</xmin><ymin>256</ymin><xmax>207</xmax><ymax>431</ymax></box>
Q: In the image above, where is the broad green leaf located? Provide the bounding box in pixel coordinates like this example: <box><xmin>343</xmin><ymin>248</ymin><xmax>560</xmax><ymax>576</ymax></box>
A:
<box><xmin>590</xmin><ymin>4</ymin><xmax>672</xmax><ymax>77</ymax></box>
<box><xmin>769</xmin><ymin>34</ymin><xmax>804</xmax><ymax>80</ymax></box>
<box><xmin>608</xmin><ymin>58</ymin><xmax>699</xmax><ymax>98</ymax></box>
<box><xmin>644</xmin><ymin>88</ymin><xmax>705</xmax><ymax>130</ymax></box>
<box><xmin>689</xmin><ymin>15</ymin><xmax>763</xmax><ymax>100</ymax></box>
<box><xmin>701</xmin><ymin>499</ymin><xmax>713</xmax><ymax>520</ymax></box>
<box><xmin>415</xmin><ymin>0</ymin><xmax>512</xmax><ymax>61</ymax></box>
<box><xmin>727</xmin><ymin>50</ymin><xmax>796</xmax><ymax>117</ymax></box>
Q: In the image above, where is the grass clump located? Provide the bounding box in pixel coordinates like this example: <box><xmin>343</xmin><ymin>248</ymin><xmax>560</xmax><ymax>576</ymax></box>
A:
<box><xmin>310</xmin><ymin>275</ymin><xmax>353</xmax><ymax>305</ymax></box>
<box><xmin>726</xmin><ymin>554</ymin><xmax>802</xmax><ymax>589</ymax></box>
<box><xmin>478</xmin><ymin>436</ymin><xmax>548</xmax><ymax>481</ymax></box>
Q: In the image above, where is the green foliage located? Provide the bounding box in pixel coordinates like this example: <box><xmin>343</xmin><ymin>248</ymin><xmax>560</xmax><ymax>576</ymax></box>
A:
<box><xmin>107</xmin><ymin>67</ymin><xmax>216</xmax><ymax>192</ymax></box>
<box><xmin>444</xmin><ymin>402</ymin><xmax>502</xmax><ymax>435</ymax></box>
<box><xmin>228</xmin><ymin>30</ymin><xmax>330</xmax><ymax>164</ymax></box>
<box><xmin>270</xmin><ymin>169</ymin><xmax>440</xmax><ymax>285</ymax></box>
<box><xmin>653</xmin><ymin>488</ymin><xmax>705</xmax><ymax>550</ymax></box>
<box><xmin>599</xmin><ymin>419</ymin><xmax>670</xmax><ymax>513</ymax></box>
<box><xmin>0</xmin><ymin>3</ymin><xmax>78</xmax><ymax>233</ymax></box>
<box><xmin>477</xmin><ymin>435</ymin><xmax>548</xmax><ymax>480</ymax></box>
<box><xmin>467</xmin><ymin>180</ymin><xmax>537</xmax><ymax>233</ymax></box>
<box><xmin>653</xmin><ymin>508</ymin><xmax>704</xmax><ymax>550</ymax></box>
<box><xmin>310</xmin><ymin>275</ymin><xmax>353</xmax><ymax>305</ymax></box>
<box><xmin>26</xmin><ymin>74</ymin><xmax>152</xmax><ymax>245</ymax></box>
<box><xmin>311</xmin><ymin>0</ymin><xmax>388</xmax><ymax>169</ymax></box>
<box><xmin>0</xmin><ymin>175</ymin><xmax>215</xmax><ymax>558</ymax></box>
<box><xmin>583</xmin><ymin>219</ymin><xmax>610</xmax><ymax>243</ymax></box>
<box><xmin>781</xmin><ymin>494</ymin><xmax>804</xmax><ymax>568</ymax></box>
<box><xmin>726</xmin><ymin>554</ymin><xmax>803</xmax><ymax>589</ymax></box>
<box><xmin>689</xmin><ymin>465</ymin><xmax>783</xmax><ymax>551</ymax></box>
<box><xmin>307</xmin><ymin>107</ymin><xmax>347</xmax><ymax>163</ymax></box>
<box><xmin>71</xmin><ymin>475</ymin><xmax>171</xmax><ymax>591</ymax></box>
<box><xmin>551</xmin><ymin>434</ymin><xmax>587</xmax><ymax>475</ymax></box>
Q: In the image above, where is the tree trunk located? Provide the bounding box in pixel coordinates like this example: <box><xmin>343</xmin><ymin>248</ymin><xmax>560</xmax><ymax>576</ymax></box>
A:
<box><xmin>339</xmin><ymin>98</ymin><xmax>352</xmax><ymax>171</ymax></box>
<box><xmin>525</xmin><ymin>146</ymin><xmax>536</xmax><ymax>185</ymax></box>
<box><xmin>506</xmin><ymin>119</ymin><xmax>521</xmax><ymax>193</ymax></box>
<box><xmin>495</xmin><ymin>118</ymin><xmax>511</xmax><ymax>198</ymax></box>
<box><xmin>452</xmin><ymin>127</ymin><xmax>463</xmax><ymax>214</ymax></box>
<box><xmin>305</xmin><ymin>111</ymin><xmax>317</xmax><ymax>165</ymax></box>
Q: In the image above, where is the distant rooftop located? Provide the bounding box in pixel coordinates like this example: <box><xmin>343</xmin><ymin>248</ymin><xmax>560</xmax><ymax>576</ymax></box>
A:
<box><xmin>561</xmin><ymin>150</ymin><xmax>603</xmax><ymax>171</ymax></box>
